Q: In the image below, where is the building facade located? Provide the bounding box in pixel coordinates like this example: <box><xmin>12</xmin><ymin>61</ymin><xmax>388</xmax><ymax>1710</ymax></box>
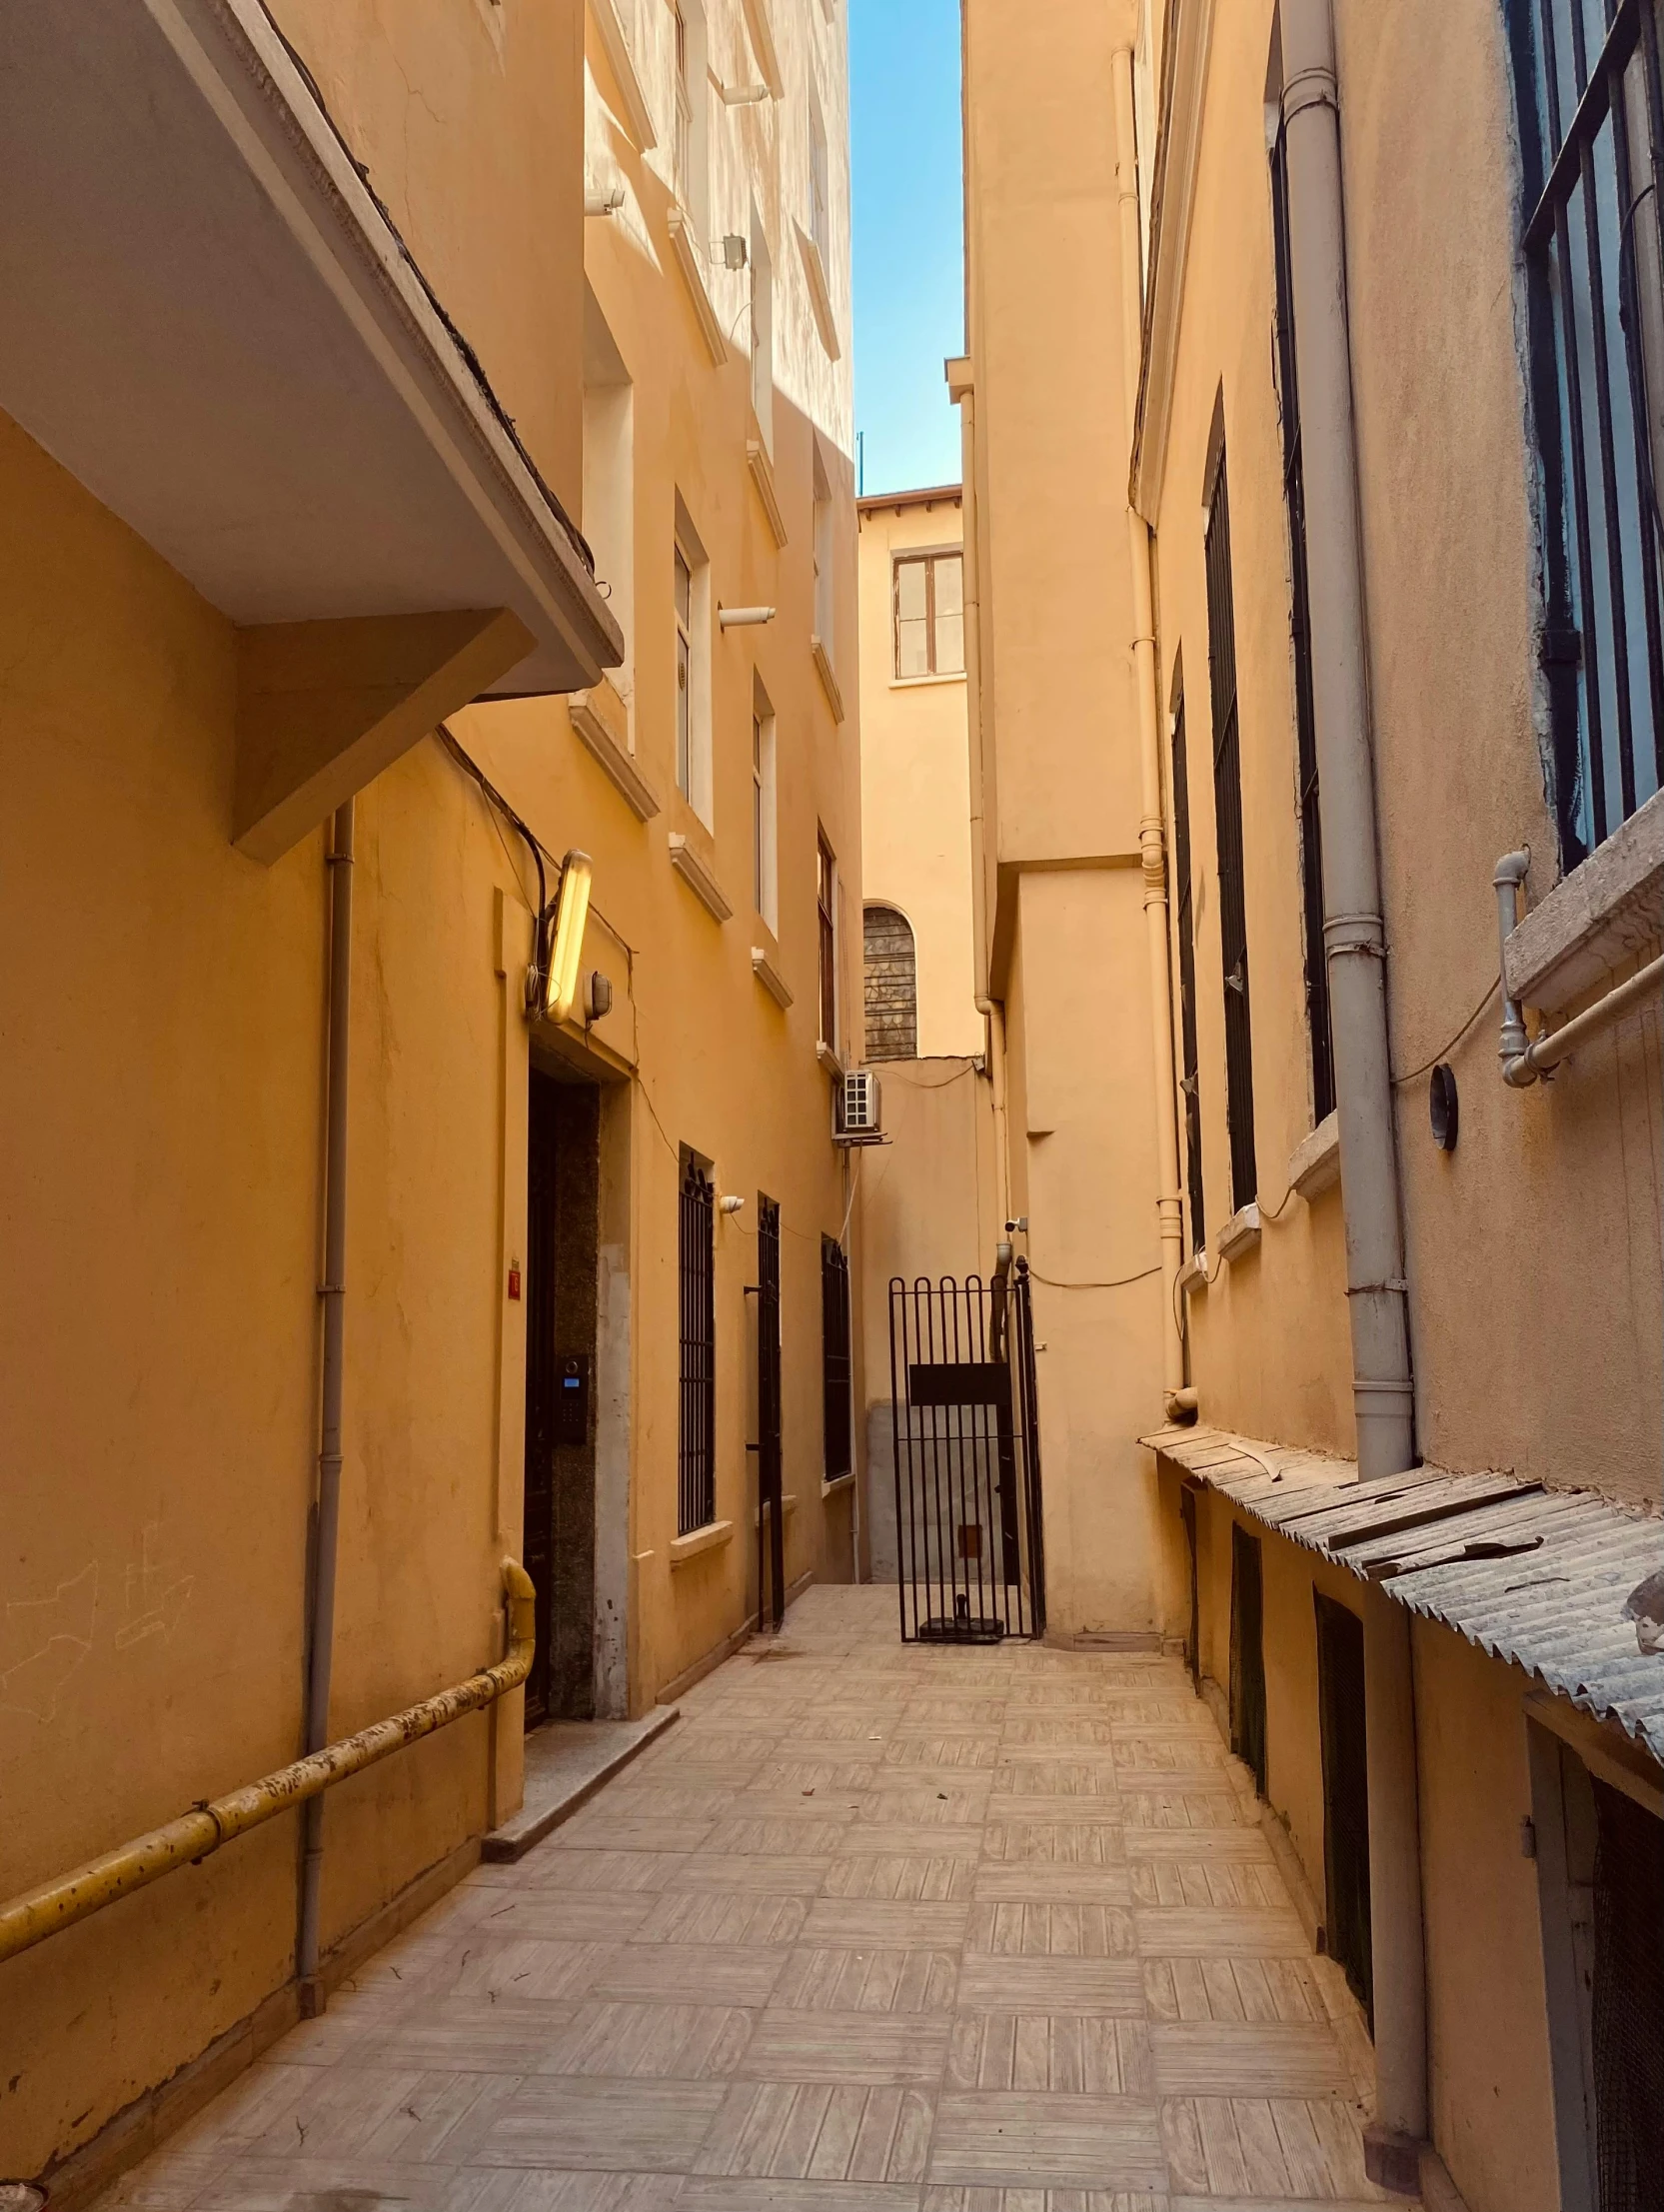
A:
<box><xmin>958</xmin><ymin>0</ymin><xmax>1663</xmax><ymax>2206</ymax></box>
<box><xmin>0</xmin><ymin>0</ymin><xmax>858</xmax><ymax>2188</ymax></box>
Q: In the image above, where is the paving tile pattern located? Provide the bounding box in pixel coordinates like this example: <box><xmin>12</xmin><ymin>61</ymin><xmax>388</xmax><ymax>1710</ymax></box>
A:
<box><xmin>94</xmin><ymin>1587</ymin><xmax>1405</xmax><ymax>2212</ymax></box>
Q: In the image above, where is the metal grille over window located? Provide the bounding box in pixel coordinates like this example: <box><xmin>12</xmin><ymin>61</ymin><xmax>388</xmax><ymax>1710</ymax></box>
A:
<box><xmin>1205</xmin><ymin>451</ymin><xmax>1259</xmax><ymax>1211</ymax></box>
<box><xmin>1270</xmin><ymin>118</ymin><xmax>1336</xmax><ymax>1124</ymax></box>
<box><xmin>1591</xmin><ymin>1776</ymin><xmax>1664</xmax><ymax>2210</ymax></box>
<box><xmin>1511</xmin><ymin>0</ymin><xmax>1664</xmax><ymax>864</ymax></box>
<box><xmin>863</xmin><ymin>905</ymin><xmax>918</xmax><ymax>1061</ymax></box>
<box><xmin>893</xmin><ymin>551</ymin><xmax>964</xmax><ymax>678</ymax></box>
<box><xmin>756</xmin><ymin>1195</ymin><xmax>785</xmax><ymax>1631</ymax></box>
<box><xmin>822</xmin><ymin>1234</ymin><xmax>852</xmax><ymax>1482</ymax></box>
<box><xmin>1170</xmin><ymin>690</ymin><xmax>1207</xmax><ymax>1254</ymax></box>
<box><xmin>678</xmin><ymin>1153</ymin><xmax>715</xmax><ymax>1536</ymax></box>
<box><xmin>818</xmin><ymin>834</ymin><xmax>838</xmax><ymax>1052</ymax></box>
<box><xmin>675</xmin><ymin>545</ymin><xmax>693</xmax><ymax>800</ymax></box>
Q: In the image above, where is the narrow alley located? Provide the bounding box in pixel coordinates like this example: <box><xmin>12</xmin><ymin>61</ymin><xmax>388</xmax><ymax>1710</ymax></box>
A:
<box><xmin>98</xmin><ymin>1587</ymin><xmax>1392</xmax><ymax>2211</ymax></box>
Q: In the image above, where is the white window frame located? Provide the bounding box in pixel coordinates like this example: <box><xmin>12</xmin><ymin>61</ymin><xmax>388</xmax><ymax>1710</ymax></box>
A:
<box><xmin>753</xmin><ymin>677</ymin><xmax>779</xmax><ymax>932</ymax></box>
<box><xmin>583</xmin><ymin>285</ymin><xmax>636</xmax><ymax>722</ymax></box>
<box><xmin>674</xmin><ymin>495</ymin><xmax>714</xmax><ymax>826</ymax></box>
<box><xmin>751</xmin><ymin>203</ymin><xmax>775</xmax><ymax>452</ymax></box>
<box><xmin>813</xmin><ymin>437</ymin><xmax>835</xmax><ymax>655</ymax></box>
<box><xmin>809</xmin><ymin>89</ymin><xmax>831</xmax><ymax>267</ymax></box>
<box><xmin>674</xmin><ymin>0</ymin><xmax>710</xmax><ymax>233</ymax></box>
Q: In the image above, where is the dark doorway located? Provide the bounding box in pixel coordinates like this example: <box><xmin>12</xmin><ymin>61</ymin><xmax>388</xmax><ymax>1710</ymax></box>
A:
<box><xmin>1315</xmin><ymin>1591</ymin><xmax>1372</xmax><ymax>2019</ymax></box>
<box><xmin>523</xmin><ymin>1067</ymin><xmax>601</xmax><ymax>1729</ymax></box>
<box><xmin>1590</xmin><ymin>1776</ymin><xmax>1664</xmax><ymax>2210</ymax></box>
<box><xmin>1229</xmin><ymin>1524</ymin><xmax>1267</xmax><ymax>1796</ymax></box>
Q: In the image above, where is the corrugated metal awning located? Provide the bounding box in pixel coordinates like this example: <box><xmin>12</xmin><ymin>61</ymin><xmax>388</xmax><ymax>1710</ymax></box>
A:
<box><xmin>1143</xmin><ymin>1425</ymin><xmax>1664</xmax><ymax>1764</ymax></box>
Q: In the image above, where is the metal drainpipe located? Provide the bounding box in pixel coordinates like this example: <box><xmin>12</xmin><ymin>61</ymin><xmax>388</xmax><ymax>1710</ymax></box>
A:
<box><xmin>297</xmin><ymin>797</ymin><xmax>355</xmax><ymax>2017</ymax></box>
<box><xmin>1279</xmin><ymin>2</ymin><xmax>1426</xmax><ymax>2192</ymax></box>
<box><xmin>954</xmin><ymin>368</ymin><xmax>1013</xmax><ymax>1237</ymax></box>
<box><xmin>1112</xmin><ymin>45</ymin><xmax>1187</xmax><ymax>1411</ymax></box>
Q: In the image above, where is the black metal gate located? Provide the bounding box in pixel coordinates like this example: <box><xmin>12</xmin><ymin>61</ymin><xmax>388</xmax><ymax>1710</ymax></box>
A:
<box><xmin>753</xmin><ymin>1194</ymin><xmax>785</xmax><ymax>1632</ymax></box>
<box><xmin>888</xmin><ymin>1261</ymin><xmax>1045</xmax><ymax>1641</ymax></box>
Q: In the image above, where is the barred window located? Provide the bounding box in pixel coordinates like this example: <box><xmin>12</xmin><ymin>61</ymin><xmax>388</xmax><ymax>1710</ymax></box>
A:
<box><xmin>862</xmin><ymin>905</ymin><xmax>918</xmax><ymax>1062</ymax></box>
<box><xmin>678</xmin><ymin>1151</ymin><xmax>715</xmax><ymax>1535</ymax></box>
<box><xmin>1508</xmin><ymin>0</ymin><xmax>1664</xmax><ymax>866</ymax></box>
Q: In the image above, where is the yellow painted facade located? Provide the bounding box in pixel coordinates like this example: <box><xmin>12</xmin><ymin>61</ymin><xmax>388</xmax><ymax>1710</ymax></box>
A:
<box><xmin>959</xmin><ymin>0</ymin><xmax>1662</xmax><ymax>2204</ymax></box>
<box><xmin>0</xmin><ymin>0</ymin><xmax>858</xmax><ymax>2184</ymax></box>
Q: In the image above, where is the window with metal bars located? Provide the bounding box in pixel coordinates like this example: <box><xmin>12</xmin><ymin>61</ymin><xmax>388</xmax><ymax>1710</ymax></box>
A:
<box><xmin>818</xmin><ymin>832</ymin><xmax>838</xmax><ymax>1053</ymax></box>
<box><xmin>677</xmin><ymin>1151</ymin><xmax>715</xmax><ymax>1535</ymax></box>
<box><xmin>1507</xmin><ymin>0</ymin><xmax>1664</xmax><ymax>868</ymax></box>
<box><xmin>1269</xmin><ymin>117</ymin><xmax>1336</xmax><ymax>1125</ymax></box>
<box><xmin>821</xmin><ymin>1235</ymin><xmax>852</xmax><ymax>1482</ymax></box>
<box><xmin>1205</xmin><ymin>449</ymin><xmax>1259</xmax><ymax>1211</ymax></box>
<box><xmin>1170</xmin><ymin>682</ymin><xmax>1207</xmax><ymax>1254</ymax></box>
<box><xmin>863</xmin><ymin>904</ymin><xmax>918</xmax><ymax>1061</ymax></box>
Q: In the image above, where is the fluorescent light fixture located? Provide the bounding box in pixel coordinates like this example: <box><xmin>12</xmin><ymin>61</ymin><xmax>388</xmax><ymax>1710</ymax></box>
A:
<box><xmin>544</xmin><ymin>851</ymin><xmax>593</xmax><ymax>1024</ymax></box>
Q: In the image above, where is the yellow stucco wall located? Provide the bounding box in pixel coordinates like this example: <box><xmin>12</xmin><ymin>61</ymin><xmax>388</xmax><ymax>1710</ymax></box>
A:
<box><xmin>959</xmin><ymin>0</ymin><xmax>1173</xmax><ymax>1641</ymax></box>
<box><xmin>1</xmin><ymin>0</ymin><xmax>860</xmax><ymax>2176</ymax></box>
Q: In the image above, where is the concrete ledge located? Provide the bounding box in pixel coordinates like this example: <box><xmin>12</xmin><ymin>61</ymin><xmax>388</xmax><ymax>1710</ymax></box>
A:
<box><xmin>811</xmin><ymin>635</ymin><xmax>845</xmax><ymax>722</ymax></box>
<box><xmin>822</xmin><ymin>1469</ymin><xmax>855</xmax><ymax>1498</ymax></box>
<box><xmin>670</xmin><ymin>1516</ymin><xmax>735</xmax><ymax>1566</ymax></box>
<box><xmin>481</xmin><ymin>1709</ymin><xmax>680</xmax><ymax>1862</ymax></box>
<box><xmin>1216</xmin><ymin>1201</ymin><xmax>1261</xmax><ymax>1261</ymax></box>
<box><xmin>753</xmin><ymin>944</ymin><xmax>794</xmax><ymax>1009</ymax></box>
<box><xmin>569</xmin><ymin>679</ymin><xmax>660</xmax><ymax>822</ymax></box>
<box><xmin>1504</xmin><ymin>785</ymin><xmax>1664</xmax><ymax>1014</ymax></box>
<box><xmin>1178</xmin><ymin>1249</ymin><xmax>1208</xmax><ymax>1295</ymax></box>
<box><xmin>669</xmin><ymin>832</ymin><xmax>733</xmax><ymax>922</ymax></box>
<box><xmin>747</xmin><ymin>436</ymin><xmax>789</xmax><ymax>548</ymax></box>
<box><xmin>1288</xmin><ymin>1111</ymin><xmax>1340</xmax><ymax>1201</ymax></box>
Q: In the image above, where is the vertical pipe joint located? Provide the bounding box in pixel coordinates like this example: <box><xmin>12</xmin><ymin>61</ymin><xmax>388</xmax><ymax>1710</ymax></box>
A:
<box><xmin>1493</xmin><ymin>850</ymin><xmax>1534</xmax><ymax>1082</ymax></box>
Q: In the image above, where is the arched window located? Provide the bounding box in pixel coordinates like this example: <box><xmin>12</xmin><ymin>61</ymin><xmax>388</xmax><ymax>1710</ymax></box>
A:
<box><xmin>863</xmin><ymin>905</ymin><xmax>917</xmax><ymax>1062</ymax></box>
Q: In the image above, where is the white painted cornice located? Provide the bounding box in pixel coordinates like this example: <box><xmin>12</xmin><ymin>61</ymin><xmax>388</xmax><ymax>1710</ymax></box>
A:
<box><xmin>1130</xmin><ymin>0</ymin><xmax>1217</xmax><ymax>525</ymax></box>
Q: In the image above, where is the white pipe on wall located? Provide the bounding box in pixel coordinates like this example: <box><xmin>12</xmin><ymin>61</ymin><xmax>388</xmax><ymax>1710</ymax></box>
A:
<box><xmin>1112</xmin><ymin>44</ymin><xmax>1187</xmax><ymax>1411</ymax></box>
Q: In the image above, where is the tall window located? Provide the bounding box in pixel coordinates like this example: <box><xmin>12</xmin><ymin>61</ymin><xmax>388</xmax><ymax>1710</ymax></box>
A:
<box><xmin>677</xmin><ymin>1151</ymin><xmax>716</xmax><ymax>1536</ymax></box>
<box><xmin>863</xmin><ymin>905</ymin><xmax>918</xmax><ymax>1061</ymax></box>
<box><xmin>1170</xmin><ymin>684</ymin><xmax>1207</xmax><ymax>1254</ymax></box>
<box><xmin>821</xmin><ymin>1235</ymin><xmax>852</xmax><ymax>1482</ymax></box>
<box><xmin>893</xmin><ymin>551</ymin><xmax>965</xmax><ymax>679</ymax></box>
<box><xmin>810</xmin><ymin>95</ymin><xmax>831</xmax><ymax>266</ymax></box>
<box><xmin>817</xmin><ymin>832</ymin><xmax>838</xmax><ymax>1053</ymax></box>
<box><xmin>675</xmin><ymin>544</ymin><xmax>693</xmax><ymax>799</ymax></box>
<box><xmin>753</xmin><ymin>683</ymin><xmax>778</xmax><ymax>929</ymax></box>
<box><xmin>813</xmin><ymin>440</ymin><xmax>835</xmax><ymax>653</ymax></box>
<box><xmin>674</xmin><ymin>2</ymin><xmax>692</xmax><ymax>203</ymax></box>
<box><xmin>750</xmin><ymin>207</ymin><xmax>775</xmax><ymax>449</ymax></box>
<box><xmin>1508</xmin><ymin>0</ymin><xmax>1664</xmax><ymax>866</ymax></box>
<box><xmin>1270</xmin><ymin>118</ymin><xmax>1336</xmax><ymax>1125</ymax></box>
<box><xmin>1205</xmin><ymin>447</ymin><xmax>1258</xmax><ymax>1212</ymax></box>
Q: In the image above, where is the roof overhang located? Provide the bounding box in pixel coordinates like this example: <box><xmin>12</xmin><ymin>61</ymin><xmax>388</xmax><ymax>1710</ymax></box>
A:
<box><xmin>1145</xmin><ymin>1423</ymin><xmax>1664</xmax><ymax>1768</ymax></box>
<box><xmin>0</xmin><ymin>0</ymin><xmax>623</xmax><ymax>704</ymax></box>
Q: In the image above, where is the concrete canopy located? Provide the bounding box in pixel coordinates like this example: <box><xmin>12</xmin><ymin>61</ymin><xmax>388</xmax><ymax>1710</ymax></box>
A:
<box><xmin>0</xmin><ymin>0</ymin><xmax>624</xmax><ymax>710</ymax></box>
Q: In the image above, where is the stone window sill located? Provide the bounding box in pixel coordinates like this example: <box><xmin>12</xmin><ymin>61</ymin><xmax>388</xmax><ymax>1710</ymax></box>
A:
<box><xmin>1288</xmin><ymin>1111</ymin><xmax>1340</xmax><ymax>1202</ymax></box>
<box><xmin>669</xmin><ymin>1518</ymin><xmax>734</xmax><ymax>1567</ymax></box>
<box><xmin>1216</xmin><ymin>1202</ymin><xmax>1261</xmax><ymax>1262</ymax></box>
<box><xmin>1504</xmin><ymin>785</ymin><xmax>1664</xmax><ymax>1015</ymax></box>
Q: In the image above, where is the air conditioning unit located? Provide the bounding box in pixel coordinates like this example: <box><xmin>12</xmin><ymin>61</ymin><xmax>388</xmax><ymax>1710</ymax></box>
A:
<box><xmin>837</xmin><ymin>1069</ymin><xmax>883</xmax><ymax>1143</ymax></box>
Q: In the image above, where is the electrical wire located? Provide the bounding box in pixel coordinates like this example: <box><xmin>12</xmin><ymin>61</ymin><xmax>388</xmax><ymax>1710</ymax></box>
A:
<box><xmin>1025</xmin><ymin>1260</ymin><xmax>1162</xmax><ymax>1291</ymax></box>
<box><xmin>1391</xmin><ymin>974</ymin><xmax>1500</xmax><ymax>1088</ymax></box>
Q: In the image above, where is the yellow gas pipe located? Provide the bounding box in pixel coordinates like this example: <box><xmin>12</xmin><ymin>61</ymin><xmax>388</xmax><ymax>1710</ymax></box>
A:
<box><xmin>0</xmin><ymin>1560</ymin><xmax>536</xmax><ymax>1968</ymax></box>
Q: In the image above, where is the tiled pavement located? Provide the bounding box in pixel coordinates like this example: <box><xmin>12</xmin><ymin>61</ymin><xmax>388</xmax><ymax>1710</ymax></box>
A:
<box><xmin>96</xmin><ymin>1585</ymin><xmax>1404</xmax><ymax>2212</ymax></box>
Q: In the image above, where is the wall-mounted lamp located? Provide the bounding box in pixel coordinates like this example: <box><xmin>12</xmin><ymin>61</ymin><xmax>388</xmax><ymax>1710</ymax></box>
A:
<box><xmin>719</xmin><ymin>1193</ymin><xmax>747</xmax><ymax>1215</ymax></box>
<box><xmin>585</xmin><ymin>971</ymin><xmax>614</xmax><ymax>1025</ymax></box>
<box><xmin>719</xmin><ymin>605</ymin><xmax>776</xmax><ymax>629</ymax></box>
<box><xmin>720</xmin><ymin>82</ymin><xmax>771</xmax><ymax>105</ymax></box>
<box><xmin>584</xmin><ymin>186</ymin><xmax>626</xmax><ymax>217</ymax></box>
<box><xmin>719</xmin><ymin>233</ymin><xmax>749</xmax><ymax>271</ymax></box>
<box><xmin>528</xmin><ymin>851</ymin><xmax>593</xmax><ymax>1025</ymax></box>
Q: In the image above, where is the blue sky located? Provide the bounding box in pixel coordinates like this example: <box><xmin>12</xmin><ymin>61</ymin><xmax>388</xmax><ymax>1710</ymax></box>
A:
<box><xmin>849</xmin><ymin>0</ymin><xmax>964</xmax><ymax>496</ymax></box>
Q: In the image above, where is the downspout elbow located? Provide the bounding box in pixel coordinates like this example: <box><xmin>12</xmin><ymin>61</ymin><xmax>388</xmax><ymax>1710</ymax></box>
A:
<box><xmin>502</xmin><ymin>1557</ymin><xmax>538</xmax><ymax>1681</ymax></box>
<box><xmin>1493</xmin><ymin>849</ymin><xmax>1534</xmax><ymax>1084</ymax></box>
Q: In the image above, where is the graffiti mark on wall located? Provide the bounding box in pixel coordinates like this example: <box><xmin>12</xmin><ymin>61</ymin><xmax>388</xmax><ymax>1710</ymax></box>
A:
<box><xmin>1</xmin><ymin>1526</ymin><xmax>195</xmax><ymax>1721</ymax></box>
